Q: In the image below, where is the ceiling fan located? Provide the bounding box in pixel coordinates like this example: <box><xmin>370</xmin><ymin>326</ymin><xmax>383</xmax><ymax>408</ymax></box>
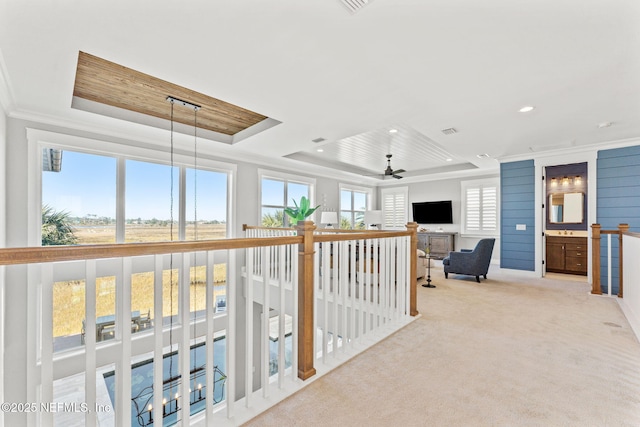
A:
<box><xmin>380</xmin><ymin>154</ymin><xmax>405</xmax><ymax>179</ymax></box>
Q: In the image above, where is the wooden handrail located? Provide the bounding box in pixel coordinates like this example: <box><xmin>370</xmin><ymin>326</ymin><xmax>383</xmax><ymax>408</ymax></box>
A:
<box><xmin>0</xmin><ymin>236</ymin><xmax>303</xmax><ymax>266</ymax></box>
<box><xmin>242</xmin><ymin>224</ymin><xmax>295</xmax><ymax>231</ymax></box>
<box><xmin>590</xmin><ymin>223</ymin><xmax>629</xmax><ymax>297</ymax></box>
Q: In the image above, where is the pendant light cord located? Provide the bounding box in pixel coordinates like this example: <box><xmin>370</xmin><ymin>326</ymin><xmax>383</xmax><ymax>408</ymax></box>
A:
<box><xmin>192</xmin><ymin>106</ymin><xmax>198</xmax><ymax>383</ymax></box>
<box><xmin>168</xmin><ymin>99</ymin><xmax>175</xmax><ymax>403</ymax></box>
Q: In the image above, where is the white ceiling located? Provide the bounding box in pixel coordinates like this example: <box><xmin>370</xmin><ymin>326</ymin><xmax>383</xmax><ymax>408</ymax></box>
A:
<box><xmin>1</xmin><ymin>0</ymin><xmax>639</xmax><ymax>183</ymax></box>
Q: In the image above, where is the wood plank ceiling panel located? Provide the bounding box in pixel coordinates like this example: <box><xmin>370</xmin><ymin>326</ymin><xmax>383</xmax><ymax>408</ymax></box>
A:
<box><xmin>73</xmin><ymin>51</ymin><xmax>268</xmax><ymax>136</ymax></box>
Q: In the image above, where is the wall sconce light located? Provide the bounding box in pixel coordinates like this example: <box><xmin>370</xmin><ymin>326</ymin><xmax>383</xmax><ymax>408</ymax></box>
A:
<box><xmin>574</xmin><ymin>175</ymin><xmax>582</xmax><ymax>185</ymax></box>
<box><xmin>562</xmin><ymin>176</ymin><xmax>570</xmax><ymax>186</ymax></box>
<box><xmin>550</xmin><ymin>177</ymin><xmax>557</xmax><ymax>187</ymax></box>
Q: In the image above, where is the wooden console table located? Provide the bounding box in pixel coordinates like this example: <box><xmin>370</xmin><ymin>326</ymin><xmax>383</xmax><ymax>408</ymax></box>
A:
<box><xmin>417</xmin><ymin>232</ymin><xmax>457</xmax><ymax>259</ymax></box>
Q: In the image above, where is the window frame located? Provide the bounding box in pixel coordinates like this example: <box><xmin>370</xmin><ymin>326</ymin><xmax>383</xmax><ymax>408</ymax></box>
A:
<box><xmin>258</xmin><ymin>169</ymin><xmax>316</xmax><ymax>227</ymax></box>
<box><xmin>28</xmin><ymin>128</ymin><xmax>236</xmax><ymax>246</ymax></box>
<box><xmin>460</xmin><ymin>178</ymin><xmax>499</xmax><ymax>237</ymax></box>
<box><xmin>338</xmin><ymin>183</ymin><xmax>372</xmax><ymax>229</ymax></box>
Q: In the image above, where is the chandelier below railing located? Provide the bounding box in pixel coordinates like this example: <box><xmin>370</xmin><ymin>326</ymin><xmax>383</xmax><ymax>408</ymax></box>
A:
<box><xmin>132</xmin><ymin>364</ymin><xmax>226</xmax><ymax>427</ymax></box>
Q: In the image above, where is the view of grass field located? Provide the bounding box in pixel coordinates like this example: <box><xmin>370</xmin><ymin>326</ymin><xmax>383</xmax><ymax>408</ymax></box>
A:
<box><xmin>53</xmin><ymin>224</ymin><xmax>228</xmax><ymax>340</ymax></box>
<box><xmin>72</xmin><ymin>223</ymin><xmax>228</xmax><ymax>244</ymax></box>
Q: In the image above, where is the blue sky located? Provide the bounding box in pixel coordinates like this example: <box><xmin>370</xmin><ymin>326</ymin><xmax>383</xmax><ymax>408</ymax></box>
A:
<box><xmin>42</xmin><ymin>150</ymin><xmax>228</xmax><ymax>221</ymax></box>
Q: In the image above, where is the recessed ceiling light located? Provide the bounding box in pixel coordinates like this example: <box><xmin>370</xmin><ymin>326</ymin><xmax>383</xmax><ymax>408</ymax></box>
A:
<box><xmin>445</xmin><ymin>158</ymin><xmax>453</xmax><ymax>162</ymax></box>
<box><xmin>316</xmin><ymin>148</ymin><xmax>324</xmax><ymax>152</ymax></box>
<box><xmin>598</xmin><ymin>122</ymin><xmax>613</xmax><ymax>128</ymax></box>
<box><xmin>389</xmin><ymin>129</ymin><xmax>398</xmax><ymax>133</ymax></box>
<box><xmin>519</xmin><ymin>106</ymin><xmax>535</xmax><ymax>113</ymax></box>
<box><xmin>476</xmin><ymin>153</ymin><xmax>491</xmax><ymax>159</ymax></box>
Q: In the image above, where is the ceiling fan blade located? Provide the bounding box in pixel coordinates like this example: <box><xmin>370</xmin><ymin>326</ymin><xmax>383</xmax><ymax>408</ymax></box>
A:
<box><xmin>393</xmin><ymin>169</ymin><xmax>406</xmax><ymax>174</ymax></box>
<box><xmin>393</xmin><ymin>174</ymin><xmax>403</xmax><ymax>179</ymax></box>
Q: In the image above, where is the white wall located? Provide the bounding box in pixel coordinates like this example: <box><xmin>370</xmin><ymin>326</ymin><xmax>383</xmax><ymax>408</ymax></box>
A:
<box><xmin>380</xmin><ymin>173</ymin><xmax>501</xmax><ymax>260</ymax></box>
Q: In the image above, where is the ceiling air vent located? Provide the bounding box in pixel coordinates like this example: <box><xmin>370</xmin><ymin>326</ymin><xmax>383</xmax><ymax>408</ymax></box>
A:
<box><xmin>441</xmin><ymin>127</ymin><xmax>457</xmax><ymax>135</ymax></box>
<box><xmin>312</xmin><ymin>137</ymin><xmax>326</xmax><ymax>143</ymax></box>
<box><xmin>340</xmin><ymin>0</ymin><xmax>371</xmax><ymax>14</ymax></box>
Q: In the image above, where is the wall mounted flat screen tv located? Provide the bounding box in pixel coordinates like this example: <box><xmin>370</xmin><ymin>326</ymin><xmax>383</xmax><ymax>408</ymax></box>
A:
<box><xmin>412</xmin><ymin>200</ymin><xmax>453</xmax><ymax>224</ymax></box>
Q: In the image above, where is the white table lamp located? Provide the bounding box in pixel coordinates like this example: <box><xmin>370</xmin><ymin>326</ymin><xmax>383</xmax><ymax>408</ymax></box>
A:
<box><xmin>364</xmin><ymin>210</ymin><xmax>383</xmax><ymax>229</ymax></box>
<box><xmin>320</xmin><ymin>211</ymin><xmax>338</xmax><ymax>228</ymax></box>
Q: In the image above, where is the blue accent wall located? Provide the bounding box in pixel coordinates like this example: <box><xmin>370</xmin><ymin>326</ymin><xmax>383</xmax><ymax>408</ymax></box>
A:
<box><xmin>501</xmin><ymin>160</ymin><xmax>536</xmax><ymax>271</ymax></box>
<box><xmin>597</xmin><ymin>145</ymin><xmax>640</xmax><ymax>294</ymax></box>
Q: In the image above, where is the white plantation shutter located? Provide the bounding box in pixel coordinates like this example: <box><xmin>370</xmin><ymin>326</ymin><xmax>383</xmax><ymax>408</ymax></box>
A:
<box><xmin>466</xmin><ymin>187</ymin><xmax>481</xmax><ymax>231</ymax></box>
<box><xmin>462</xmin><ymin>179</ymin><xmax>499</xmax><ymax>235</ymax></box>
<box><xmin>381</xmin><ymin>187</ymin><xmax>408</xmax><ymax>229</ymax></box>
<box><xmin>482</xmin><ymin>186</ymin><xmax>497</xmax><ymax>231</ymax></box>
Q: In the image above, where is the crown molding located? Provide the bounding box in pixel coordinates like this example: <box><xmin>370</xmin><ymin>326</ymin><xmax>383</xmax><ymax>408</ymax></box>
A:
<box><xmin>498</xmin><ymin>137</ymin><xmax>640</xmax><ymax>164</ymax></box>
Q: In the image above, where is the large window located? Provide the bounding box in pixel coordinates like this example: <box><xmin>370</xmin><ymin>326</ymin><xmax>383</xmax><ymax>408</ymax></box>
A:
<box><xmin>36</xmin><ymin>131</ymin><xmax>234</xmax><ymax>355</ymax></box>
<box><xmin>42</xmin><ymin>149</ymin><xmax>230</xmax><ymax>245</ymax></box>
<box><xmin>260</xmin><ymin>170</ymin><xmax>315</xmax><ymax>227</ymax></box>
<box><xmin>381</xmin><ymin>187</ymin><xmax>408</xmax><ymax>230</ymax></box>
<box><xmin>339</xmin><ymin>185</ymin><xmax>371</xmax><ymax>229</ymax></box>
<box><xmin>461</xmin><ymin>178</ymin><xmax>499</xmax><ymax>236</ymax></box>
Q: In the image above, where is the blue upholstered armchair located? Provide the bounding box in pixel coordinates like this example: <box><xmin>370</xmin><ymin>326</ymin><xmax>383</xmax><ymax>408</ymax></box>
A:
<box><xmin>442</xmin><ymin>238</ymin><xmax>495</xmax><ymax>283</ymax></box>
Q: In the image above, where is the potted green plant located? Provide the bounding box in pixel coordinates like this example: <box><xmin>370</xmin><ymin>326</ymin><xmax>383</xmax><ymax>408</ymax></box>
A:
<box><xmin>284</xmin><ymin>196</ymin><xmax>320</xmax><ymax>225</ymax></box>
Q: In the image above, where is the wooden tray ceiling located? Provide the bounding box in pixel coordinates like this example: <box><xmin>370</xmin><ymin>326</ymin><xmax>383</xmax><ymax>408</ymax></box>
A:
<box><xmin>72</xmin><ymin>51</ymin><xmax>268</xmax><ymax>137</ymax></box>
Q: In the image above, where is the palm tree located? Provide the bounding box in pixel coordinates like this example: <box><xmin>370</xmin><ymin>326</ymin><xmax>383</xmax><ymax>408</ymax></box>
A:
<box><xmin>42</xmin><ymin>205</ymin><xmax>78</xmax><ymax>246</ymax></box>
<box><xmin>261</xmin><ymin>210</ymin><xmax>285</xmax><ymax>228</ymax></box>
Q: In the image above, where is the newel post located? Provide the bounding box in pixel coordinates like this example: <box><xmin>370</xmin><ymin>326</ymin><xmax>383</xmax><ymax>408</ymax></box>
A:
<box><xmin>617</xmin><ymin>223</ymin><xmax>629</xmax><ymax>298</ymax></box>
<box><xmin>406</xmin><ymin>222</ymin><xmax>419</xmax><ymax>316</ymax></box>
<box><xmin>295</xmin><ymin>220</ymin><xmax>317</xmax><ymax>380</ymax></box>
<box><xmin>591</xmin><ymin>224</ymin><xmax>602</xmax><ymax>295</ymax></box>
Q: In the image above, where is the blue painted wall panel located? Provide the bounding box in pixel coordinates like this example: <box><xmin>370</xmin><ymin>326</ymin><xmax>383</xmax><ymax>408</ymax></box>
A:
<box><xmin>501</xmin><ymin>160</ymin><xmax>535</xmax><ymax>271</ymax></box>
<box><xmin>597</xmin><ymin>146</ymin><xmax>640</xmax><ymax>294</ymax></box>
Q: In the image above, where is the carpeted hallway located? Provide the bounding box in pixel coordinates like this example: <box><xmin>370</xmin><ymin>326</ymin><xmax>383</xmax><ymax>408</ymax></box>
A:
<box><xmin>243</xmin><ymin>265</ymin><xmax>640</xmax><ymax>426</ymax></box>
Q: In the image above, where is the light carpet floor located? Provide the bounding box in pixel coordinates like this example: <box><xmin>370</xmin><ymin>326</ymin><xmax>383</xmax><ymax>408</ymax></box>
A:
<box><xmin>243</xmin><ymin>266</ymin><xmax>640</xmax><ymax>426</ymax></box>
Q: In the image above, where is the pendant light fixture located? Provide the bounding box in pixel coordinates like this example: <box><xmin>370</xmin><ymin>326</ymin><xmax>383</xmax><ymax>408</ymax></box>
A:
<box><xmin>166</xmin><ymin>95</ymin><xmax>200</xmax><ymax>422</ymax></box>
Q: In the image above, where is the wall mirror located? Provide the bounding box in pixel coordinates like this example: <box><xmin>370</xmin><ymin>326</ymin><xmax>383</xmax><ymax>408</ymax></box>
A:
<box><xmin>549</xmin><ymin>192</ymin><xmax>584</xmax><ymax>223</ymax></box>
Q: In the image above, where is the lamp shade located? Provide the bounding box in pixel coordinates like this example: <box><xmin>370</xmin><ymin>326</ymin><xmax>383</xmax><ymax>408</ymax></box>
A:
<box><xmin>364</xmin><ymin>210</ymin><xmax>383</xmax><ymax>225</ymax></box>
<box><xmin>320</xmin><ymin>211</ymin><xmax>338</xmax><ymax>225</ymax></box>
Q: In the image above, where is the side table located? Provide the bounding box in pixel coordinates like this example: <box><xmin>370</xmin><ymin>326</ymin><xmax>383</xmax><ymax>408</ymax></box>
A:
<box><xmin>422</xmin><ymin>253</ymin><xmax>435</xmax><ymax>288</ymax></box>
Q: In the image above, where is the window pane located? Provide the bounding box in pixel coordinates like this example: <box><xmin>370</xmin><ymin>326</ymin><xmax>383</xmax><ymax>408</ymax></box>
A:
<box><xmin>353</xmin><ymin>192</ymin><xmax>366</xmax><ymax>211</ymax></box>
<box><xmin>262</xmin><ymin>179</ymin><xmax>285</xmax><ymax>206</ymax></box>
<box><xmin>287</xmin><ymin>182</ymin><xmax>309</xmax><ymax>206</ymax></box>
<box><xmin>131</xmin><ymin>272</ymin><xmax>154</xmax><ymax>336</ymax></box>
<box><xmin>354</xmin><ymin>211</ymin><xmax>365</xmax><ymax>229</ymax></box>
<box><xmin>96</xmin><ymin>276</ymin><xmax>117</xmax><ymax>342</ymax></box>
<box><xmin>53</xmin><ymin>279</ymin><xmax>85</xmax><ymax>352</ymax></box>
<box><xmin>340</xmin><ymin>190</ymin><xmax>352</xmax><ymax>210</ymax></box>
<box><xmin>340</xmin><ymin>212</ymin><xmax>352</xmax><ymax>229</ymax></box>
<box><xmin>125</xmin><ymin>160</ymin><xmax>179</xmax><ymax>243</ymax></box>
<box><xmin>186</xmin><ymin>169</ymin><xmax>228</xmax><ymax>240</ymax></box>
<box><xmin>262</xmin><ymin>208</ymin><xmax>284</xmax><ymax>227</ymax></box>
<box><xmin>42</xmin><ymin>149</ymin><xmax>116</xmax><ymax>245</ymax></box>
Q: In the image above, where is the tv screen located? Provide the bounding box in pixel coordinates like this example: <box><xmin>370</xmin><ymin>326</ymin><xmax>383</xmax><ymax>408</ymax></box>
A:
<box><xmin>412</xmin><ymin>200</ymin><xmax>453</xmax><ymax>224</ymax></box>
